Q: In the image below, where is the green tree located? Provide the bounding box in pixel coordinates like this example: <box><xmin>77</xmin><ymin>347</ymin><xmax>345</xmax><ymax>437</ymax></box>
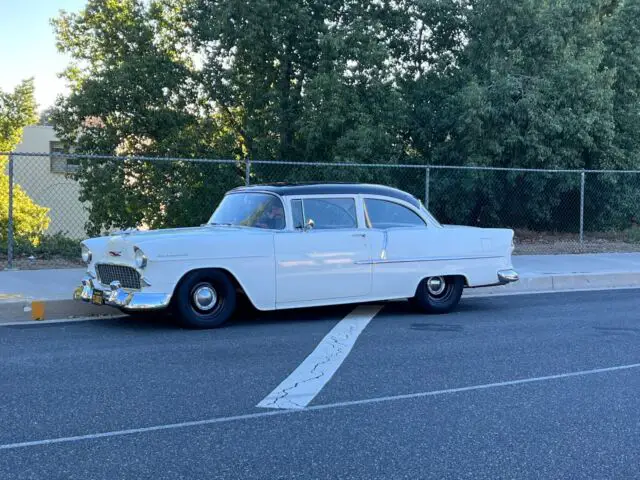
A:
<box><xmin>52</xmin><ymin>0</ymin><xmax>640</xmax><ymax>236</ymax></box>
<box><xmin>51</xmin><ymin>0</ymin><xmax>243</xmax><ymax>235</ymax></box>
<box><xmin>409</xmin><ymin>0</ymin><xmax>627</xmax><ymax>231</ymax></box>
<box><xmin>52</xmin><ymin>0</ymin><xmax>441</xmax><ymax>233</ymax></box>
<box><xmin>604</xmin><ymin>0</ymin><xmax>640</xmax><ymax>164</ymax></box>
<box><xmin>37</xmin><ymin>106</ymin><xmax>56</xmax><ymax>126</ymax></box>
<box><xmin>186</xmin><ymin>0</ymin><xmax>417</xmax><ymax>163</ymax></box>
<box><xmin>0</xmin><ymin>79</ymin><xmax>50</xmax><ymax>245</ymax></box>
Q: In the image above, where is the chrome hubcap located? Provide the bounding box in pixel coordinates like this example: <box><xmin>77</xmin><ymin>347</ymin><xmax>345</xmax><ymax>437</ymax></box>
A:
<box><xmin>192</xmin><ymin>285</ymin><xmax>217</xmax><ymax>311</ymax></box>
<box><xmin>426</xmin><ymin>277</ymin><xmax>446</xmax><ymax>296</ymax></box>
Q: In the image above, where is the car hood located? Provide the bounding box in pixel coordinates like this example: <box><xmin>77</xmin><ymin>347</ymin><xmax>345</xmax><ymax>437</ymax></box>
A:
<box><xmin>83</xmin><ymin>225</ymin><xmax>268</xmax><ymax>263</ymax></box>
<box><xmin>100</xmin><ymin>224</ymin><xmax>246</xmax><ymax>242</ymax></box>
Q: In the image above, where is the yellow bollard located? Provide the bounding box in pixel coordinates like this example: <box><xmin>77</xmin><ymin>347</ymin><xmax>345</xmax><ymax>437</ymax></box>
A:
<box><xmin>31</xmin><ymin>301</ymin><xmax>45</xmax><ymax>321</ymax></box>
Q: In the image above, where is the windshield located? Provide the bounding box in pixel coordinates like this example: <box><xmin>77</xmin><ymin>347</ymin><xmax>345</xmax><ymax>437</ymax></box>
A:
<box><xmin>208</xmin><ymin>193</ymin><xmax>285</xmax><ymax>230</ymax></box>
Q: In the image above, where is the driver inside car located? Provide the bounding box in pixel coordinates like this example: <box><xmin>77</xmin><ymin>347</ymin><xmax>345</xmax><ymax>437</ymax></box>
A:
<box><xmin>255</xmin><ymin>200</ymin><xmax>285</xmax><ymax>229</ymax></box>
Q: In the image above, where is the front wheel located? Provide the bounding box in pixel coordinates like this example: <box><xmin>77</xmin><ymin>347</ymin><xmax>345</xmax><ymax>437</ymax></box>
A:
<box><xmin>174</xmin><ymin>270</ymin><xmax>237</xmax><ymax>329</ymax></box>
<box><xmin>410</xmin><ymin>275</ymin><xmax>464</xmax><ymax>314</ymax></box>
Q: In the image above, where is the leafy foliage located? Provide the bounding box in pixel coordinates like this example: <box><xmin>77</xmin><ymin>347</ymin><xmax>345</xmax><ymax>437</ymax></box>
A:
<box><xmin>408</xmin><ymin>0</ymin><xmax>636</xmax><ymax>231</ymax></box>
<box><xmin>50</xmin><ymin>0</ymin><xmax>640</xmax><ymax>235</ymax></box>
<box><xmin>1</xmin><ymin>79</ymin><xmax>50</xmax><ymax>244</ymax></box>
<box><xmin>0</xmin><ymin>232</ymin><xmax>81</xmax><ymax>260</ymax></box>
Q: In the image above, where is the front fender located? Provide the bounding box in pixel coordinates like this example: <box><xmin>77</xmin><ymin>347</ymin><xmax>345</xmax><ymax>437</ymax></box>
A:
<box><xmin>135</xmin><ymin>230</ymin><xmax>276</xmax><ymax>311</ymax></box>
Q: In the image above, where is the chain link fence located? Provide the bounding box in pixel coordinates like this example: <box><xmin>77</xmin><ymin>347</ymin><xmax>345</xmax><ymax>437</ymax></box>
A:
<box><xmin>2</xmin><ymin>151</ymin><xmax>640</xmax><ymax>269</ymax></box>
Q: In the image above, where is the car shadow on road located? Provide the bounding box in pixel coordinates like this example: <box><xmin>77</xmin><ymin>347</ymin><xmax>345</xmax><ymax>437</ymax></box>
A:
<box><xmin>95</xmin><ymin>301</ymin><xmax>357</xmax><ymax>332</ymax></box>
<box><xmin>95</xmin><ymin>297</ymin><xmax>500</xmax><ymax>332</ymax></box>
<box><xmin>90</xmin><ymin>312</ymin><xmax>182</xmax><ymax>331</ymax></box>
<box><xmin>228</xmin><ymin>301</ymin><xmax>358</xmax><ymax>328</ymax></box>
<box><xmin>376</xmin><ymin>298</ymin><xmax>498</xmax><ymax>316</ymax></box>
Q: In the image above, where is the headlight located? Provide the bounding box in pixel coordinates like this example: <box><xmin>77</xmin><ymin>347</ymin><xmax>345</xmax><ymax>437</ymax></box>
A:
<box><xmin>134</xmin><ymin>247</ymin><xmax>147</xmax><ymax>268</ymax></box>
<box><xmin>81</xmin><ymin>244</ymin><xmax>92</xmax><ymax>263</ymax></box>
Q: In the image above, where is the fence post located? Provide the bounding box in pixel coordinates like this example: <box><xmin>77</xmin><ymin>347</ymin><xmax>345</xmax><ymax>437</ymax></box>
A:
<box><xmin>7</xmin><ymin>154</ymin><xmax>15</xmax><ymax>270</ymax></box>
<box><xmin>424</xmin><ymin>167</ymin><xmax>430</xmax><ymax>209</ymax></box>
<box><xmin>245</xmin><ymin>158</ymin><xmax>251</xmax><ymax>186</ymax></box>
<box><xmin>579</xmin><ymin>170</ymin><xmax>585</xmax><ymax>246</ymax></box>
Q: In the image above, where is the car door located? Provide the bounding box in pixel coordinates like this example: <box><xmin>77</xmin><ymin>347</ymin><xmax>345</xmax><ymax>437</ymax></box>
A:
<box><xmin>274</xmin><ymin>195</ymin><xmax>372</xmax><ymax>305</ymax></box>
<box><xmin>362</xmin><ymin>197</ymin><xmax>432</xmax><ymax>299</ymax></box>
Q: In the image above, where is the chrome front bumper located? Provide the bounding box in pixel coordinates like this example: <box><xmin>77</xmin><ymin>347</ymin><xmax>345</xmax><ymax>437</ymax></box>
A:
<box><xmin>497</xmin><ymin>269</ymin><xmax>520</xmax><ymax>285</ymax></box>
<box><xmin>73</xmin><ymin>276</ymin><xmax>171</xmax><ymax>311</ymax></box>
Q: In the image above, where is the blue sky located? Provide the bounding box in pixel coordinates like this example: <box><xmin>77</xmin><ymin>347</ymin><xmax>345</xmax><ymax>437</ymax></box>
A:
<box><xmin>0</xmin><ymin>0</ymin><xmax>87</xmax><ymax>111</ymax></box>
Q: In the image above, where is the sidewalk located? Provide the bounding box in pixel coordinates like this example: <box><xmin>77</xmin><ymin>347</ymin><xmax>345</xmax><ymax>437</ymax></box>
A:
<box><xmin>2</xmin><ymin>253</ymin><xmax>640</xmax><ymax>322</ymax></box>
<box><xmin>0</xmin><ymin>268</ymin><xmax>120</xmax><ymax>322</ymax></box>
<box><xmin>466</xmin><ymin>252</ymin><xmax>640</xmax><ymax>296</ymax></box>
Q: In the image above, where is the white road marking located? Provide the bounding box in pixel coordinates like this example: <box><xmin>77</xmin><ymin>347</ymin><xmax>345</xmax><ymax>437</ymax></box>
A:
<box><xmin>2</xmin><ymin>362</ymin><xmax>639</xmax><ymax>451</ymax></box>
<box><xmin>0</xmin><ymin>410</ymin><xmax>292</xmax><ymax>451</ymax></box>
<box><xmin>256</xmin><ymin>304</ymin><xmax>383</xmax><ymax>409</ymax></box>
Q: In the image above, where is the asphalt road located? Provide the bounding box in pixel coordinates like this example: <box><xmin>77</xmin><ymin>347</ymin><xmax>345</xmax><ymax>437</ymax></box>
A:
<box><xmin>1</xmin><ymin>290</ymin><xmax>640</xmax><ymax>479</ymax></box>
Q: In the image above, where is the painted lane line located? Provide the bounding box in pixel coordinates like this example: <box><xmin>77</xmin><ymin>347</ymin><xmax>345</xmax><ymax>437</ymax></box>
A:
<box><xmin>2</xmin><ymin>362</ymin><xmax>639</xmax><ymax>451</ymax></box>
<box><xmin>0</xmin><ymin>410</ymin><xmax>292</xmax><ymax>451</ymax></box>
<box><xmin>256</xmin><ymin>304</ymin><xmax>383</xmax><ymax>410</ymax></box>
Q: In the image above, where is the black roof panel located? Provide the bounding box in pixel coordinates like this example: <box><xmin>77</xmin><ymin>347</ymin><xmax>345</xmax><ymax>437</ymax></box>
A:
<box><xmin>230</xmin><ymin>182</ymin><xmax>421</xmax><ymax>208</ymax></box>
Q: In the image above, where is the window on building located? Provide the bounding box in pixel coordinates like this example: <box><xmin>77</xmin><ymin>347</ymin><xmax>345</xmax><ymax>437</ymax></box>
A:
<box><xmin>50</xmin><ymin>141</ymin><xmax>79</xmax><ymax>174</ymax></box>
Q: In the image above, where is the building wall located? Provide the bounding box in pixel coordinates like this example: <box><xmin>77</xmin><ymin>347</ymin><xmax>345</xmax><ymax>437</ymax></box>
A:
<box><xmin>11</xmin><ymin>126</ymin><xmax>89</xmax><ymax>239</ymax></box>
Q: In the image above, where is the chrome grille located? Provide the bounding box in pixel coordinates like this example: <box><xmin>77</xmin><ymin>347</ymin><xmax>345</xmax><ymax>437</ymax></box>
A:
<box><xmin>95</xmin><ymin>264</ymin><xmax>141</xmax><ymax>290</ymax></box>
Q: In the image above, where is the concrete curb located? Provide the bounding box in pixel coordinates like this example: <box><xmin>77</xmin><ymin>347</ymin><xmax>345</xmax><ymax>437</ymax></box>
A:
<box><xmin>0</xmin><ymin>298</ymin><xmax>121</xmax><ymax>324</ymax></box>
<box><xmin>1</xmin><ymin>271</ymin><xmax>640</xmax><ymax>324</ymax></box>
<box><xmin>463</xmin><ymin>271</ymin><xmax>640</xmax><ymax>297</ymax></box>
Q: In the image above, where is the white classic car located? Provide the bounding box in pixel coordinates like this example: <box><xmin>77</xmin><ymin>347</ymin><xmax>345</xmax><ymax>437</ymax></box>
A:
<box><xmin>74</xmin><ymin>183</ymin><xmax>519</xmax><ymax>328</ymax></box>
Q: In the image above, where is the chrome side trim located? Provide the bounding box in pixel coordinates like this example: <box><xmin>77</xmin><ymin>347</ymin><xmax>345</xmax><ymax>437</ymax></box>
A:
<box><xmin>355</xmin><ymin>255</ymin><xmax>503</xmax><ymax>265</ymax></box>
<box><xmin>73</xmin><ymin>276</ymin><xmax>171</xmax><ymax>311</ymax></box>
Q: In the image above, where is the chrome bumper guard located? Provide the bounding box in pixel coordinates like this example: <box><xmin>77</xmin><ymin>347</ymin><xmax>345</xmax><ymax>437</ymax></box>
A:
<box><xmin>73</xmin><ymin>276</ymin><xmax>171</xmax><ymax>311</ymax></box>
<box><xmin>497</xmin><ymin>269</ymin><xmax>520</xmax><ymax>285</ymax></box>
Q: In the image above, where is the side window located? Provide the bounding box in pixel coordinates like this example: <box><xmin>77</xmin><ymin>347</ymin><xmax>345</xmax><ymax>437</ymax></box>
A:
<box><xmin>364</xmin><ymin>198</ymin><xmax>426</xmax><ymax>229</ymax></box>
<box><xmin>302</xmin><ymin>198</ymin><xmax>357</xmax><ymax>230</ymax></box>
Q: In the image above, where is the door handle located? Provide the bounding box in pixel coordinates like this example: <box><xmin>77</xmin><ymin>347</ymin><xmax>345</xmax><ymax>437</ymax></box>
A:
<box><xmin>352</xmin><ymin>233</ymin><xmax>366</xmax><ymax>237</ymax></box>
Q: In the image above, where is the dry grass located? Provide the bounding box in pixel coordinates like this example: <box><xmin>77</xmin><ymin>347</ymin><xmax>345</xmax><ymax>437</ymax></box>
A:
<box><xmin>514</xmin><ymin>228</ymin><xmax>640</xmax><ymax>255</ymax></box>
<box><xmin>0</xmin><ymin>255</ymin><xmax>84</xmax><ymax>270</ymax></box>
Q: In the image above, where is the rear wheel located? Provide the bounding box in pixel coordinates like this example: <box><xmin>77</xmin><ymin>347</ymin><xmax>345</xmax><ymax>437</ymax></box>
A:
<box><xmin>174</xmin><ymin>270</ymin><xmax>237</xmax><ymax>329</ymax></box>
<box><xmin>411</xmin><ymin>275</ymin><xmax>464</xmax><ymax>314</ymax></box>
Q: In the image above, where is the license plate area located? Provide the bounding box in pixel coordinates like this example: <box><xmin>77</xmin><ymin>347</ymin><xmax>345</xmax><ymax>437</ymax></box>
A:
<box><xmin>91</xmin><ymin>290</ymin><xmax>104</xmax><ymax>305</ymax></box>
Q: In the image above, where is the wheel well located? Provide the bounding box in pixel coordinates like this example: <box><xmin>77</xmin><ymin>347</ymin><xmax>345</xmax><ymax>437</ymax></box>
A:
<box><xmin>171</xmin><ymin>268</ymin><xmax>253</xmax><ymax>308</ymax></box>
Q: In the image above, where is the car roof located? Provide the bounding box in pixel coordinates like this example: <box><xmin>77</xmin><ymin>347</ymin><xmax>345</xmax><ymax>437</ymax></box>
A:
<box><xmin>230</xmin><ymin>182</ymin><xmax>422</xmax><ymax>208</ymax></box>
